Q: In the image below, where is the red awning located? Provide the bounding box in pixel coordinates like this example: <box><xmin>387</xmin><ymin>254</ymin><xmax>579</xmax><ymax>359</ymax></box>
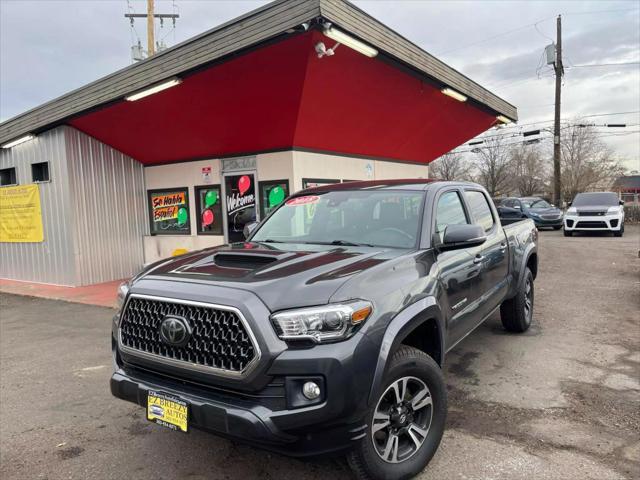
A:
<box><xmin>69</xmin><ymin>30</ymin><xmax>497</xmax><ymax>165</ymax></box>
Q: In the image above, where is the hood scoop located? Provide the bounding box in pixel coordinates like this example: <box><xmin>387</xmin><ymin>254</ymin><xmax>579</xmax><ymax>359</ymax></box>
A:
<box><xmin>212</xmin><ymin>252</ymin><xmax>279</xmax><ymax>270</ymax></box>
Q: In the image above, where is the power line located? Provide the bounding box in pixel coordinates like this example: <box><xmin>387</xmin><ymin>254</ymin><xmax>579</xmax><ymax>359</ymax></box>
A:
<box><xmin>568</xmin><ymin>62</ymin><xmax>640</xmax><ymax>68</ymax></box>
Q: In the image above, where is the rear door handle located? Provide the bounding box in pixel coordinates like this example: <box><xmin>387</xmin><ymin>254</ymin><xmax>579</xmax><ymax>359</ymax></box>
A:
<box><xmin>473</xmin><ymin>255</ymin><xmax>484</xmax><ymax>264</ymax></box>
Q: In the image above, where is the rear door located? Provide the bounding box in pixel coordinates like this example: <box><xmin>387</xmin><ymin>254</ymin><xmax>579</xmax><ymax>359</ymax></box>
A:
<box><xmin>463</xmin><ymin>189</ymin><xmax>509</xmax><ymax>317</ymax></box>
<box><xmin>432</xmin><ymin>189</ymin><xmax>484</xmax><ymax>347</ymax></box>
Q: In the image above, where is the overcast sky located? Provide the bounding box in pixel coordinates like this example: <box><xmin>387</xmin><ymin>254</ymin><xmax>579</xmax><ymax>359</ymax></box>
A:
<box><xmin>1</xmin><ymin>0</ymin><xmax>638</xmax><ymax>170</ymax></box>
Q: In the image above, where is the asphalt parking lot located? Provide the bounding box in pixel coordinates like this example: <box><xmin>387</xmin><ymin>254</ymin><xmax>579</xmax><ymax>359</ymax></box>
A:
<box><xmin>1</xmin><ymin>226</ymin><xmax>639</xmax><ymax>480</ymax></box>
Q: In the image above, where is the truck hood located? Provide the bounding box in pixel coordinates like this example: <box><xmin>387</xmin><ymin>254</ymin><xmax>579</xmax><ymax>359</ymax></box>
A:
<box><xmin>137</xmin><ymin>242</ymin><xmax>410</xmax><ymax>311</ymax></box>
<box><xmin>573</xmin><ymin>205</ymin><xmax>617</xmax><ymax>213</ymax></box>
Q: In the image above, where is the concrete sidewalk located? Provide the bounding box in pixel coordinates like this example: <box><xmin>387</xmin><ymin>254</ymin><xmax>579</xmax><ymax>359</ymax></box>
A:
<box><xmin>0</xmin><ymin>278</ymin><xmax>120</xmax><ymax>308</ymax></box>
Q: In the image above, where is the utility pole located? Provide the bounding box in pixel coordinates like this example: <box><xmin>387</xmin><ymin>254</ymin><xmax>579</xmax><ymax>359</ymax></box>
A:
<box><xmin>125</xmin><ymin>0</ymin><xmax>178</xmax><ymax>60</ymax></box>
<box><xmin>147</xmin><ymin>0</ymin><xmax>155</xmax><ymax>56</ymax></box>
<box><xmin>552</xmin><ymin>15</ymin><xmax>563</xmax><ymax>206</ymax></box>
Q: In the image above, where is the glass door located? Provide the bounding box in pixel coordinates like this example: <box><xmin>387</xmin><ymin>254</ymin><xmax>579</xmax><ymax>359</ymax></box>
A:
<box><xmin>223</xmin><ymin>172</ymin><xmax>257</xmax><ymax>243</ymax></box>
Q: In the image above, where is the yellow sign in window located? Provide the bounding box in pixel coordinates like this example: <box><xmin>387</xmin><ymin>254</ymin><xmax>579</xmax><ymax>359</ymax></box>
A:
<box><xmin>0</xmin><ymin>184</ymin><xmax>44</xmax><ymax>243</ymax></box>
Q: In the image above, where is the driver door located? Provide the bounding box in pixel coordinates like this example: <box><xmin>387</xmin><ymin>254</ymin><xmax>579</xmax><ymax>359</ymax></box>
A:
<box><xmin>432</xmin><ymin>189</ymin><xmax>484</xmax><ymax>348</ymax></box>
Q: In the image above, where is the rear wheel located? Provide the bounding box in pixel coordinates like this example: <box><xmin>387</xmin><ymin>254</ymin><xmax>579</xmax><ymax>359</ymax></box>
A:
<box><xmin>500</xmin><ymin>267</ymin><xmax>534</xmax><ymax>333</ymax></box>
<box><xmin>347</xmin><ymin>346</ymin><xmax>446</xmax><ymax>480</ymax></box>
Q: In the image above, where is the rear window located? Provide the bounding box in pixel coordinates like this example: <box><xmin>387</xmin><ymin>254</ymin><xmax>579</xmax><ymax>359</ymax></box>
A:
<box><xmin>464</xmin><ymin>190</ymin><xmax>495</xmax><ymax>232</ymax></box>
<box><xmin>572</xmin><ymin>192</ymin><xmax>619</xmax><ymax>207</ymax></box>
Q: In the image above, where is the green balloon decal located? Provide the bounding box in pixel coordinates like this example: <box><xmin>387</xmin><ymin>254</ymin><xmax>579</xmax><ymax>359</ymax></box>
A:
<box><xmin>205</xmin><ymin>190</ymin><xmax>218</xmax><ymax>208</ymax></box>
<box><xmin>268</xmin><ymin>186</ymin><xmax>285</xmax><ymax>208</ymax></box>
<box><xmin>177</xmin><ymin>207</ymin><xmax>188</xmax><ymax>226</ymax></box>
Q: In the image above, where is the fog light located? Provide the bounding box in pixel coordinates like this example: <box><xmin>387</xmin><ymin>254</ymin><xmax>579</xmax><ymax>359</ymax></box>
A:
<box><xmin>302</xmin><ymin>381</ymin><xmax>321</xmax><ymax>400</ymax></box>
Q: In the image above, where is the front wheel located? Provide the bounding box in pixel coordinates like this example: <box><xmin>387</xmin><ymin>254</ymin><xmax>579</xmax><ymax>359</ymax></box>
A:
<box><xmin>347</xmin><ymin>346</ymin><xmax>446</xmax><ymax>480</ymax></box>
<box><xmin>614</xmin><ymin>224</ymin><xmax>624</xmax><ymax>237</ymax></box>
<box><xmin>563</xmin><ymin>229</ymin><xmax>572</xmax><ymax>237</ymax></box>
<box><xmin>500</xmin><ymin>267</ymin><xmax>534</xmax><ymax>333</ymax></box>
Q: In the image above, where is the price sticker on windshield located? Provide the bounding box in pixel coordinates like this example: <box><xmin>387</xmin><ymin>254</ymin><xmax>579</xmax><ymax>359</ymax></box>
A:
<box><xmin>286</xmin><ymin>195</ymin><xmax>319</xmax><ymax>206</ymax></box>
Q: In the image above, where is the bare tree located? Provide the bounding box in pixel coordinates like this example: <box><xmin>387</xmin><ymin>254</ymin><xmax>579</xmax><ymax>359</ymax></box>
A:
<box><xmin>509</xmin><ymin>143</ymin><xmax>548</xmax><ymax>196</ymax></box>
<box><xmin>560</xmin><ymin>124</ymin><xmax>626</xmax><ymax>202</ymax></box>
<box><xmin>429</xmin><ymin>152</ymin><xmax>473</xmax><ymax>181</ymax></box>
<box><xmin>472</xmin><ymin>136</ymin><xmax>512</xmax><ymax>197</ymax></box>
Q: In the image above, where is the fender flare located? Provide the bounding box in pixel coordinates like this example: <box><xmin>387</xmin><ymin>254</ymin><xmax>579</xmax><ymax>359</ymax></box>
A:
<box><xmin>367</xmin><ymin>297</ymin><xmax>445</xmax><ymax>406</ymax></box>
<box><xmin>517</xmin><ymin>244</ymin><xmax>537</xmax><ymax>289</ymax></box>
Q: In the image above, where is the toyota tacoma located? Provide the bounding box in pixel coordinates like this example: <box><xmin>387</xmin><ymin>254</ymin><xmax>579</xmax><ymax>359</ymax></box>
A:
<box><xmin>111</xmin><ymin>180</ymin><xmax>538</xmax><ymax>480</ymax></box>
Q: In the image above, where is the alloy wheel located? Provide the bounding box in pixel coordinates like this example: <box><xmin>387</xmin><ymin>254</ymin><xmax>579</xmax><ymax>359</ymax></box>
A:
<box><xmin>371</xmin><ymin>376</ymin><xmax>433</xmax><ymax>463</ymax></box>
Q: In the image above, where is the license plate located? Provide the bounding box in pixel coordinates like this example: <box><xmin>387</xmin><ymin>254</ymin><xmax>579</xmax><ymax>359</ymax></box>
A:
<box><xmin>147</xmin><ymin>391</ymin><xmax>189</xmax><ymax>433</ymax></box>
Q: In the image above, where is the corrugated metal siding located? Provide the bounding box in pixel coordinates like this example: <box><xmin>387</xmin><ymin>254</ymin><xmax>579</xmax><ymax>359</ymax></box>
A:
<box><xmin>65</xmin><ymin>127</ymin><xmax>146</xmax><ymax>285</ymax></box>
<box><xmin>0</xmin><ymin>128</ymin><xmax>77</xmax><ymax>285</ymax></box>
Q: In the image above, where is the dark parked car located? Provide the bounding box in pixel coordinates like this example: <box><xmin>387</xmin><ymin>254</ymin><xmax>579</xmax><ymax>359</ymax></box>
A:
<box><xmin>497</xmin><ymin>197</ymin><xmax>563</xmax><ymax>229</ymax></box>
<box><xmin>111</xmin><ymin>180</ymin><xmax>538</xmax><ymax>480</ymax></box>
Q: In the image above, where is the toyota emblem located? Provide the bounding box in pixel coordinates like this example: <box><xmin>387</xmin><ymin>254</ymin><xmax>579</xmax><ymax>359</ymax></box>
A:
<box><xmin>159</xmin><ymin>316</ymin><xmax>191</xmax><ymax>347</ymax></box>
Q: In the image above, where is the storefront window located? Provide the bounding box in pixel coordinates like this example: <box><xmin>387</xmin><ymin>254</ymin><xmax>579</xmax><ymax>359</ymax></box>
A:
<box><xmin>259</xmin><ymin>180</ymin><xmax>289</xmax><ymax>218</ymax></box>
<box><xmin>195</xmin><ymin>185</ymin><xmax>223</xmax><ymax>235</ymax></box>
<box><xmin>225</xmin><ymin>173</ymin><xmax>257</xmax><ymax>243</ymax></box>
<box><xmin>148</xmin><ymin>187</ymin><xmax>191</xmax><ymax>235</ymax></box>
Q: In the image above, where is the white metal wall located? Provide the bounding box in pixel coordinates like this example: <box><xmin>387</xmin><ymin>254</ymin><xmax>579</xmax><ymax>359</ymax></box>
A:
<box><xmin>0</xmin><ymin>126</ymin><xmax>146</xmax><ymax>286</ymax></box>
<box><xmin>0</xmin><ymin>129</ymin><xmax>77</xmax><ymax>285</ymax></box>
<box><xmin>65</xmin><ymin>127</ymin><xmax>147</xmax><ymax>285</ymax></box>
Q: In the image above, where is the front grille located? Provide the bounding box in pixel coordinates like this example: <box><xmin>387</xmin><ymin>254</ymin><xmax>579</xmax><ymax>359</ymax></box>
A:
<box><xmin>119</xmin><ymin>296</ymin><xmax>258</xmax><ymax>376</ymax></box>
<box><xmin>578</xmin><ymin>211</ymin><xmax>605</xmax><ymax>216</ymax></box>
<box><xmin>576</xmin><ymin>221</ymin><xmax>607</xmax><ymax>228</ymax></box>
<box><xmin>541</xmin><ymin>214</ymin><xmax>561</xmax><ymax>220</ymax></box>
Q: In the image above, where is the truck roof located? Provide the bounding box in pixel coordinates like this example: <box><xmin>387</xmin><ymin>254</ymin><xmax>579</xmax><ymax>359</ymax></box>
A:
<box><xmin>298</xmin><ymin>179</ymin><xmax>482</xmax><ymax>194</ymax></box>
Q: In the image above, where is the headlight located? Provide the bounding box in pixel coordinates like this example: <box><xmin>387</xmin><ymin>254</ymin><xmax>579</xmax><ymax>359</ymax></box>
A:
<box><xmin>565</xmin><ymin>207</ymin><xmax>577</xmax><ymax>216</ymax></box>
<box><xmin>271</xmin><ymin>301</ymin><xmax>372</xmax><ymax>343</ymax></box>
<box><xmin>607</xmin><ymin>207</ymin><xmax>620</xmax><ymax>214</ymax></box>
<box><xmin>116</xmin><ymin>281</ymin><xmax>130</xmax><ymax>309</ymax></box>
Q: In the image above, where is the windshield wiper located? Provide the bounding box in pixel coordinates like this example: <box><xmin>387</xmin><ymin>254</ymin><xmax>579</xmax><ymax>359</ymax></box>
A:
<box><xmin>307</xmin><ymin>240</ymin><xmax>376</xmax><ymax>247</ymax></box>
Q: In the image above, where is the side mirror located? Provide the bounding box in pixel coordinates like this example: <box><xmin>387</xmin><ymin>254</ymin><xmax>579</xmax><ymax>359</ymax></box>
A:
<box><xmin>243</xmin><ymin>221</ymin><xmax>259</xmax><ymax>239</ymax></box>
<box><xmin>440</xmin><ymin>224</ymin><xmax>486</xmax><ymax>251</ymax></box>
<box><xmin>619</xmin><ymin>200</ymin><xmax>625</xmax><ymax>206</ymax></box>
<box><xmin>567</xmin><ymin>201</ymin><xmax>572</xmax><ymax>207</ymax></box>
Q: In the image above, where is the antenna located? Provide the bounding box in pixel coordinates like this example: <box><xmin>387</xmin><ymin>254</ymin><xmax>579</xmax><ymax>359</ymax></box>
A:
<box><xmin>125</xmin><ymin>0</ymin><xmax>179</xmax><ymax>62</ymax></box>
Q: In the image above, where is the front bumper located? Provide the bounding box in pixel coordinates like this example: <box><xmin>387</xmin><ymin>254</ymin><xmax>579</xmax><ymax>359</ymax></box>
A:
<box><xmin>111</xmin><ymin>327</ymin><xmax>378</xmax><ymax>457</ymax></box>
<box><xmin>564</xmin><ymin>214</ymin><xmax>623</xmax><ymax>231</ymax></box>
<box><xmin>530</xmin><ymin>216</ymin><xmax>563</xmax><ymax>228</ymax></box>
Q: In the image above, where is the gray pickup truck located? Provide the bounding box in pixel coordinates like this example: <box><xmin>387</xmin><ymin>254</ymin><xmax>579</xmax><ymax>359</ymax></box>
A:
<box><xmin>111</xmin><ymin>180</ymin><xmax>538</xmax><ymax>480</ymax></box>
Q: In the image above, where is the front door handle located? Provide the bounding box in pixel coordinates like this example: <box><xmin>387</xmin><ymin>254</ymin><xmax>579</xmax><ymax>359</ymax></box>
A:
<box><xmin>473</xmin><ymin>255</ymin><xmax>484</xmax><ymax>264</ymax></box>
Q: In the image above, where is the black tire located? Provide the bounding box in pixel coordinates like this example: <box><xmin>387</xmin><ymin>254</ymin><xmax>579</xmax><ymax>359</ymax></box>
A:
<box><xmin>347</xmin><ymin>346</ymin><xmax>447</xmax><ymax>480</ymax></box>
<box><xmin>553</xmin><ymin>225</ymin><xmax>562</xmax><ymax>230</ymax></box>
<box><xmin>614</xmin><ymin>224</ymin><xmax>624</xmax><ymax>237</ymax></box>
<box><xmin>500</xmin><ymin>267</ymin><xmax>534</xmax><ymax>333</ymax></box>
<box><xmin>563</xmin><ymin>230</ymin><xmax>572</xmax><ymax>237</ymax></box>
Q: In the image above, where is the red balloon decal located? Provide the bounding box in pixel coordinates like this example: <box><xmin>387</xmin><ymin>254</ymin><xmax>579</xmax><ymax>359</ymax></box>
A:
<box><xmin>238</xmin><ymin>175</ymin><xmax>251</xmax><ymax>196</ymax></box>
<box><xmin>202</xmin><ymin>209</ymin><xmax>214</xmax><ymax>227</ymax></box>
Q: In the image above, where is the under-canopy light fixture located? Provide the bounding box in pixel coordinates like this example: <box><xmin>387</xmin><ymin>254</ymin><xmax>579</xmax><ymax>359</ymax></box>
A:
<box><xmin>441</xmin><ymin>88</ymin><xmax>467</xmax><ymax>102</ymax></box>
<box><xmin>323</xmin><ymin>27</ymin><xmax>378</xmax><ymax>58</ymax></box>
<box><xmin>2</xmin><ymin>134</ymin><xmax>35</xmax><ymax>149</ymax></box>
<box><xmin>125</xmin><ymin>78</ymin><xmax>182</xmax><ymax>101</ymax></box>
<box><xmin>496</xmin><ymin>115</ymin><xmax>512</xmax><ymax>124</ymax></box>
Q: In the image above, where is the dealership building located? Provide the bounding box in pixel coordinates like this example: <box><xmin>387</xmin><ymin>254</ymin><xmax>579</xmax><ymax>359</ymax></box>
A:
<box><xmin>0</xmin><ymin>0</ymin><xmax>516</xmax><ymax>286</ymax></box>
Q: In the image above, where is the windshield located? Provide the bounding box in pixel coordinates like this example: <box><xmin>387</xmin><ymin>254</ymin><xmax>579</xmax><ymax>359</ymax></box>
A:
<box><xmin>572</xmin><ymin>192</ymin><xmax>619</xmax><ymax>207</ymax></box>
<box><xmin>522</xmin><ymin>198</ymin><xmax>551</xmax><ymax>209</ymax></box>
<box><xmin>251</xmin><ymin>190</ymin><xmax>424</xmax><ymax>248</ymax></box>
